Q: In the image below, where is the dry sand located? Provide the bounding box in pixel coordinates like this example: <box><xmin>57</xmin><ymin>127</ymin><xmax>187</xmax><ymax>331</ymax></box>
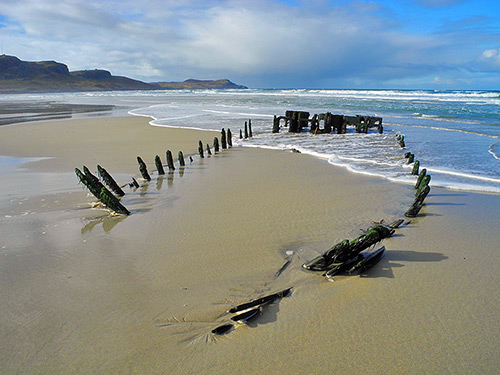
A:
<box><xmin>0</xmin><ymin>115</ymin><xmax>499</xmax><ymax>374</ymax></box>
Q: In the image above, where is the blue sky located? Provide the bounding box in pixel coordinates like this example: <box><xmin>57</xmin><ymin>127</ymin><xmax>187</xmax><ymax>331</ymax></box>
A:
<box><xmin>0</xmin><ymin>0</ymin><xmax>499</xmax><ymax>89</ymax></box>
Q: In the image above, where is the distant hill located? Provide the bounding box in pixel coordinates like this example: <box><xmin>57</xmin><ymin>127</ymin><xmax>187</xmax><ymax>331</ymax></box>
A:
<box><xmin>0</xmin><ymin>55</ymin><xmax>247</xmax><ymax>93</ymax></box>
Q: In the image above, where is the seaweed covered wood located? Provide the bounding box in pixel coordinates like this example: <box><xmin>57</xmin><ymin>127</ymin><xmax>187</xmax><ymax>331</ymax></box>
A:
<box><xmin>97</xmin><ymin>164</ymin><xmax>125</xmax><ymax>196</ymax></box>
<box><xmin>166</xmin><ymin>150</ymin><xmax>175</xmax><ymax>170</ymax></box>
<box><xmin>178</xmin><ymin>151</ymin><xmax>185</xmax><ymax>167</ymax></box>
<box><xmin>137</xmin><ymin>156</ymin><xmax>151</xmax><ymax>181</ymax></box>
<box><xmin>198</xmin><ymin>140</ymin><xmax>204</xmax><ymax>158</ymax></box>
<box><xmin>155</xmin><ymin>155</ymin><xmax>165</xmax><ymax>175</ymax></box>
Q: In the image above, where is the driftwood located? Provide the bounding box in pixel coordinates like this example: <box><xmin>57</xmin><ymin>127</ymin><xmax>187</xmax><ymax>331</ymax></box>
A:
<box><xmin>137</xmin><ymin>156</ymin><xmax>151</xmax><ymax>181</ymax></box>
<box><xmin>97</xmin><ymin>165</ymin><xmax>125</xmax><ymax>196</ymax></box>
<box><xmin>155</xmin><ymin>155</ymin><xmax>165</xmax><ymax>175</ymax></box>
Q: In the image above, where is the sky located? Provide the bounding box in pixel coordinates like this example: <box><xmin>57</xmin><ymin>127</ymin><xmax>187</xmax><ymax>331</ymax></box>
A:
<box><xmin>0</xmin><ymin>0</ymin><xmax>499</xmax><ymax>89</ymax></box>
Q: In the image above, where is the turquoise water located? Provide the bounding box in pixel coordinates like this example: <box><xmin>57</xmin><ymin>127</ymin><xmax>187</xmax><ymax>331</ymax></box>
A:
<box><xmin>2</xmin><ymin>89</ymin><xmax>499</xmax><ymax>193</ymax></box>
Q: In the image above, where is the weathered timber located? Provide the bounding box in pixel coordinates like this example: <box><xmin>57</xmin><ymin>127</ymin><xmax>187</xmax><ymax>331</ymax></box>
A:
<box><xmin>303</xmin><ymin>224</ymin><xmax>394</xmax><ymax>273</ymax></box>
<box><xmin>348</xmin><ymin>246</ymin><xmax>385</xmax><ymax>274</ymax></box>
<box><xmin>231</xmin><ymin>307</ymin><xmax>260</xmax><ymax>322</ymax></box>
<box><xmin>412</xmin><ymin>160</ymin><xmax>420</xmax><ymax>175</ymax></box>
<box><xmin>248</xmin><ymin>120</ymin><xmax>253</xmax><ymax>137</ymax></box>
<box><xmin>399</xmin><ymin>135</ymin><xmax>406</xmax><ymax>148</ymax></box>
<box><xmin>324</xmin><ymin>256</ymin><xmax>361</xmax><ymax>278</ymax></box>
<box><xmin>99</xmin><ymin>187</ymin><xmax>130</xmax><ymax>215</ymax></box>
<box><xmin>221</xmin><ymin>129</ymin><xmax>227</xmax><ymax>149</ymax></box>
<box><xmin>131</xmin><ymin>178</ymin><xmax>140</xmax><ymax>188</ymax></box>
<box><xmin>240</xmin><ymin>129</ymin><xmax>243</xmax><ymax>138</ymax></box>
<box><xmin>211</xmin><ymin>323</ymin><xmax>233</xmax><ymax>335</ymax></box>
<box><xmin>206</xmin><ymin>144</ymin><xmax>212</xmax><ymax>156</ymax></box>
<box><xmin>244</xmin><ymin>121</ymin><xmax>249</xmax><ymax>138</ymax></box>
<box><xmin>198</xmin><ymin>140</ymin><xmax>204</xmax><ymax>158</ymax></box>
<box><xmin>388</xmin><ymin>218</ymin><xmax>405</xmax><ymax>229</ymax></box>
<box><xmin>405</xmin><ymin>201</ymin><xmax>424</xmax><ymax>218</ymax></box>
<box><xmin>178</xmin><ymin>151</ymin><xmax>185</xmax><ymax>167</ymax></box>
<box><xmin>227</xmin><ymin>129</ymin><xmax>232</xmax><ymax>147</ymax></box>
<box><xmin>213</xmin><ymin>137</ymin><xmax>220</xmax><ymax>152</ymax></box>
<box><xmin>97</xmin><ymin>165</ymin><xmax>125</xmax><ymax>196</ymax></box>
<box><xmin>416</xmin><ymin>175</ymin><xmax>431</xmax><ymax>194</ymax></box>
<box><xmin>408</xmin><ymin>153</ymin><xmax>415</xmax><ymax>164</ymax></box>
<box><xmin>272</xmin><ymin>115</ymin><xmax>280</xmax><ymax>133</ymax></box>
<box><xmin>166</xmin><ymin>150</ymin><xmax>175</xmax><ymax>170</ymax></box>
<box><xmin>415</xmin><ymin>168</ymin><xmax>427</xmax><ymax>189</ymax></box>
<box><xmin>155</xmin><ymin>155</ymin><xmax>165</xmax><ymax>175</ymax></box>
<box><xmin>137</xmin><ymin>156</ymin><xmax>151</xmax><ymax>181</ymax></box>
<box><xmin>75</xmin><ymin>167</ymin><xmax>101</xmax><ymax>199</ymax></box>
<box><xmin>228</xmin><ymin>287</ymin><xmax>292</xmax><ymax>314</ymax></box>
<box><xmin>189</xmin><ymin>156</ymin><xmax>193</xmax><ymax>163</ymax></box>
<box><xmin>83</xmin><ymin>166</ymin><xmax>100</xmax><ymax>188</ymax></box>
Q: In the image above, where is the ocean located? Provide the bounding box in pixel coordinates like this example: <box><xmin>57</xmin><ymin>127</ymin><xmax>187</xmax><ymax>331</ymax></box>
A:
<box><xmin>2</xmin><ymin>89</ymin><xmax>499</xmax><ymax>193</ymax></box>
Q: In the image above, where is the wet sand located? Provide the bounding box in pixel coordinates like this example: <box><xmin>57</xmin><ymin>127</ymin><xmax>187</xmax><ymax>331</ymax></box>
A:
<box><xmin>0</xmin><ymin>116</ymin><xmax>499</xmax><ymax>374</ymax></box>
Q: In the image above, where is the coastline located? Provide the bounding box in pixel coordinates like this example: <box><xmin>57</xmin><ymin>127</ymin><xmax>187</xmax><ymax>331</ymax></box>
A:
<box><xmin>0</xmin><ymin>114</ymin><xmax>499</xmax><ymax>374</ymax></box>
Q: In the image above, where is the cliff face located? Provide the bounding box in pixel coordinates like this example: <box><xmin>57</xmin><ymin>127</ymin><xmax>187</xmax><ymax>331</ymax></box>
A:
<box><xmin>0</xmin><ymin>55</ymin><xmax>247</xmax><ymax>93</ymax></box>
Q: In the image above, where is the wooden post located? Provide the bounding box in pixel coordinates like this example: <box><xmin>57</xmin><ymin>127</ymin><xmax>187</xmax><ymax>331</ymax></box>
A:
<box><xmin>227</xmin><ymin>129</ymin><xmax>232</xmax><ymax>147</ymax></box>
<box><xmin>248</xmin><ymin>120</ymin><xmax>253</xmax><ymax>137</ymax></box>
<box><xmin>76</xmin><ymin>167</ymin><xmax>101</xmax><ymax>199</ymax></box>
<box><xmin>240</xmin><ymin>129</ymin><xmax>243</xmax><ymax>138</ymax></box>
<box><xmin>213</xmin><ymin>137</ymin><xmax>220</xmax><ymax>152</ymax></box>
<box><xmin>99</xmin><ymin>187</ymin><xmax>130</xmax><ymax>215</ymax></box>
<box><xmin>221</xmin><ymin>129</ymin><xmax>227</xmax><ymax>149</ymax></box>
<box><xmin>198</xmin><ymin>140</ymin><xmax>204</xmax><ymax>158</ymax></box>
<box><xmin>155</xmin><ymin>155</ymin><xmax>165</xmax><ymax>175</ymax></box>
<box><xmin>97</xmin><ymin>165</ymin><xmax>125</xmax><ymax>196</ymax></box>
<box><xmin>206</xmin><ymin>144</ymin><xmax>212</xmax><ymax>156</ymax></box>
<box><xmin>166</xmin><ymin>150</ymin><xmax>175</xmax><ymax>170</ymax></box>
<box><xmin>244</xmin><ymin>121</ymin><xmax>249</xmax><ymax>138</ymax></box>
<box><xmin>411</xmin><ymin>160</ymin><xmax>420</xmax><ymax>175</ymax></box>
<box><xmin>272</xmin><ymin>115</ymin><xmax>279</xmax><ymax>133</ymax></box>
<box><xmin>416</xmin><ymin>175</ymin><xmax>431</xmax><ymax>196</ymax></box>
<box><xmin>178</xmin><ymin>151</ymin><xmax>185</xmax><ymax>167</ymax></box>
<box><xmin>137</xmin><ymin>156</ymin><xmax>151</xmax><ymax>181</ymax></box>
<box><xmin>408</xmin><ymin>153</ymin><xmax>415</xmax><ymax>164</ymax></box>
<box><xmin>415</xmin><ymin>168</ymin><xmax>427</xmax><ymax>189</ymax></box>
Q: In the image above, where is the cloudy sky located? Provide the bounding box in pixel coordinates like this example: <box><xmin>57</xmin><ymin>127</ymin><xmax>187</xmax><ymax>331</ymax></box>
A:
<box><xmin>1</xmin><ymin>0</ymin><xmax>499</xmax><ymax>89</ymax></box>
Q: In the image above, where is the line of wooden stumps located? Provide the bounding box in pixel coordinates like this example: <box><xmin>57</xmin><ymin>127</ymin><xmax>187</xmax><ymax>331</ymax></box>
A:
<box><xmin>396</xmin><ymin>134</ymin><xmax>432</xmax><ymax>218</ymax></box>
<box><xmin>75</xmin><ymin>128</ymin><xmax>236</xmax><ymax>215</ymax></box>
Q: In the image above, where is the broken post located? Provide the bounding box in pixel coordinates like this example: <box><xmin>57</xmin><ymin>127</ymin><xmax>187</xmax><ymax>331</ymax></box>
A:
<box><xmin>198</xmin><ymin>140</ymin><xmax>204</xmax><ymax>158</ymax></box>
<box><xmin>213</xmin><ymin>137</ymin><xmax>220</xmax><ymax>153</ymax></box>
<box><xmin>248</xmin><ymin>120</ymin><xmax>253</xmax><ymax>137</ymax></box>
<box><xmin>137</xmin><ymin>156</ymin><xmax>151</xmax><ymax>181</ymax></box>
<box><xmin>408</xmin><ymin>153</ymin><xmax>415</xmax><ymax>164</ymax></box>
<box><xmin>97</xmin><ymin>165</ymin><xmax>125</xmax><ymax>196</ymax></box>
<box><xmin>155</xmin><ymin>155</ymin><xmax>165</xmax><ymax>175</ymax></box>
<box><xmin>415</xmin><ymin>168</ymin><xmax>427</xmax><ymax>189</ymax></box>
<box><xmin>166</xmin><ymin>150</ymin><xmax>175</xmax><ymax>170</ymax></box>
<box><xmin>178</xmin><ymin>151</ymin><xmax>185</xmax><ymax>167</ymax></box>
<box><xmin>227</xmin><ymin>129</ymin><xmax>232</xmax><ymax>147</ymax></box>
<box><xmin>99</xmin><ymin>187</ymin><xmax>130</xmax><ymax>215</ymax></box>
<box><xmin>206</xmin><ymin>144</ymin><xmax>212</xmax><ymax>156</ymax></box>
<box><xmin>411</xmin><ymin>160</ymin><xmax>420</xmax><ymax>175</ymax></box>
<box><xmin>244</xmin><ymin>121</ymin><xmax>249</xmax><ymax>139</ymax></box>
<box><xmin>240</xmin><ymin>129</ymin><xmax>243</xmax><ymax>139</ymax></box>
<box><xmin>272</xmin><ymin>115</ymin><xmax>280</xmax><ymax>133</ymax></box>
<box><xmin>416</xmin><ymin>174</ymin><xmax>431</xmax><ymax>194</ymax></box>
<box><xmin>221</xmin><ymin>129</ymin><xmax>227</xmax><ymax>149</ymax></box>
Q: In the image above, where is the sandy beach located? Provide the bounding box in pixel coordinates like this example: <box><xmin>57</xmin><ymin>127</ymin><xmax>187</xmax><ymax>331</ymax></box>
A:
<box><xmin>1</xmin><ymin>115</ymin><xmax>499</xmax><ymax>374</ymax></box>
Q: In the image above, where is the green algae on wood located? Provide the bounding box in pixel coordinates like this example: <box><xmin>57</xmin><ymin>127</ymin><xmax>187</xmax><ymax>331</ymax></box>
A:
<box><xmin>155</xmin><ymin>155</ymin><xmax>165</xmax><ymax>175</ymax></box>
<box><xmin>137</xmin><ymin>156</ymin><xmax>151</xmax><ymax>181</ymax></box>
<box><xmin>97</xmin><ymin>165</ymin><xmax>125</xmax><ymax>196</ymax></box>
<box><xmin>166</xmin><ymin>150</ymin><xmax>175</xmax><ymax>170</ymax></box>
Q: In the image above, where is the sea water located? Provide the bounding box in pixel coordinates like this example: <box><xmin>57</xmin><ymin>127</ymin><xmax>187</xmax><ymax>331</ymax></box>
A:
<box><xmin>2</xmin><ymin>89</ymin><xmax>499</xmax><ymax>193</ymax></box>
